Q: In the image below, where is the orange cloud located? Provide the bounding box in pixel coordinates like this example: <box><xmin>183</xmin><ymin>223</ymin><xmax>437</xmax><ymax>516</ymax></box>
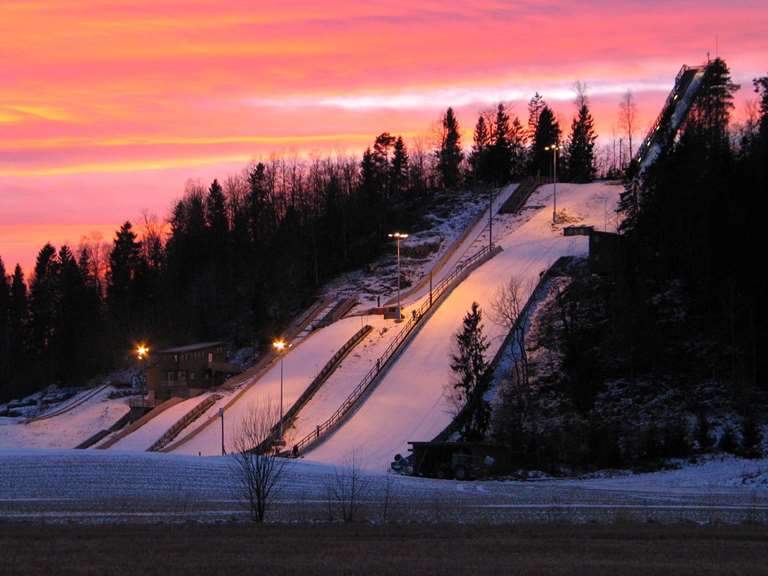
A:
<box><xmin>1</xmin><ymin>0</ymin><xmax>766</xmax><ymax>271</ymax></box>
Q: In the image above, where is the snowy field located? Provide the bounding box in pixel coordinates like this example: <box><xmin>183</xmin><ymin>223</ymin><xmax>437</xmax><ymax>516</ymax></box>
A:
<box><xmin>0</xmin><ymin>449</ymin><xmax>766</xmax><ymax>524</ymax></box>
<box><xmin>306</xmin><ymin>182</ymin><xmax>620</xmax><ymax>468</ymax></box>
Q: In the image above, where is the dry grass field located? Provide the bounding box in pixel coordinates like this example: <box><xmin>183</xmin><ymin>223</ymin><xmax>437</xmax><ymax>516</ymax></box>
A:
<box><xmin>1</xmin><ymin>522</ymin><xmax>767</xmax><ymax>575</ymax></box>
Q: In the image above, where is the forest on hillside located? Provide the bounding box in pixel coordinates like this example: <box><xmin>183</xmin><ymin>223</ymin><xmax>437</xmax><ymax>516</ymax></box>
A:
<box><xmin>0</xmin><ymin>92</ymin><xmax>605</xmax><ymax>401</ymax></box>
<box><xmin>488</xmin><ymin>60</ymin><xmax>768</xmax><ymax>470</ymax></box>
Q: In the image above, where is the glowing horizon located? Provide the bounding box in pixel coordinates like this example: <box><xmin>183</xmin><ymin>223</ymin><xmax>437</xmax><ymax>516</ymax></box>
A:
<box><xmin>1</xmin><ymin>0</ymin><xmax>766</xmax><ymax>272</ymax></box>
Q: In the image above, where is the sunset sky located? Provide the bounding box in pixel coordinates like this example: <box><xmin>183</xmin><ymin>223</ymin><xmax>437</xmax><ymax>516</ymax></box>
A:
<box><xmin>1</xmin><ymin>0</ymin><xmax>766</xmax><ymax>272</ymax></box>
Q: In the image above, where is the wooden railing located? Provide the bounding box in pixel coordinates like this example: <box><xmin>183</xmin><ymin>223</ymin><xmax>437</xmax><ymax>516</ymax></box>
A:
<box><xmin>291</xmin><ymin>242</ymin><xmax>502</xmax><ymax>456</ymax></box>
<box><xmin>148</xmin><ymin>394</ymin><xmax>222</xmax><ymax>452</ymax></box>
<box><xmin>255</xmin><ymin>324</ymin><xmax>373</xmax><ymax>453</ymax></box>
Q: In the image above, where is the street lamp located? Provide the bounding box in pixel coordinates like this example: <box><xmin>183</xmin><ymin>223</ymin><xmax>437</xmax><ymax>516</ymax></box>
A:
<box><xmin>388</xmin><ymin>232</ymin><xmax>408</xmax><ymax>322</ymax></box>
<box><xmin>219</xmin><ymin>407</ymin><xmax>225</xmax><ymax>456</ymax></box>
<box><xmin>135</xmin><ymin>343</ymin><xmax>149</xmax><ymax>391</ymax></box>
<box><xmin>272</xmin><ymin>338</ymin><xmax>291</xmax><ymax>443</ymax></box>
<box><xmin>545</xmin><ymin>144</ymin><xmax>561</xmax><ymax>224</ymax></box>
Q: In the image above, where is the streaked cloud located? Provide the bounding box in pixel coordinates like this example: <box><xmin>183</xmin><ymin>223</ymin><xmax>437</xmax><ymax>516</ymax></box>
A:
<box><xmin>1</xmin><ymin>0</ymin><xmax>766</xmax><ymax>270</ymax></box>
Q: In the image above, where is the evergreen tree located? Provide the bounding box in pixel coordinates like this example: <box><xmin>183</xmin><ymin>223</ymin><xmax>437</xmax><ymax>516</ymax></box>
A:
<box><xmin>8</xmin><ymin>266</ymin><xmax>28</xmax><ymax>386</ymax></box>
<box><xmin>53</xmin><ymin>245</ymin><xmax>89</xmax><ymax>385</ymax></box>
<box><xmin>450</xmin><ymin>302</ymin><xmax>491</xmax><ymax>440</ymax></box>
<box><xmin>360</xmin><ymin>147</ymin><xmax>379</xmax><ymax>204</ymax></box>
<box><xmin>390</xmin><ymin>136</ymin><xmax>409</xmax><ymax>198</ymax></box>
<box><xmin>718</xmin><ymin>426</ymin><xmax>737</xmax><ymax>453</ymax></box>
<box><xmin>530</xmin><ymin>106</ymin><xmax>561</xmax><ymax>177</ymax></box>
<box><xmin>469</xmin><ymin>114</ymin><xmax>491</xmax><ymax>183</ymax></box>
<box><xmin>527</xmin><ymin>92</ymin><xmax>546</xmax><ymax>142</ymax></box>
<box><xmin>0</xmin><ymin>258</ymin><xmax>9</xmax><ymax>388</ymax></box>
<box><xmin>490</xmin><ymin>103</ymin><xmax>513</xmax><ymax>185</ymax></box>
<box><xmin>107</xmin><ymin>222</ymin><xmax>142</xmax><ymax>340</ymax></box>
<box><xmin>509</xmin><ymin>116</ymin><xmax>528</xmax><ymax>180</ymax></box>
<box><xmin>566</xmin><ymin>102</ymin><xmax>598</xmax><ymax>182</ymax></box>
<box><xmin>693</xmin><ymin>411</ymin><xmax>714</xmax><ymax>451</ymax></box>
<box><xmin>689</xmin><ymin>58</ymin><xmax>739</xmax><ymax>151</ymax></box>
<box><xmin>740</xmin><ymin>413</ymin><xmax>763</xmax><ymax>459</ymax></box>
<box><xmin>205</xmin><ymin>179</ymin><xmax>229</xmax><ymax>238</ymax></box>
<box><xmin>29</xmin><ymin>244</ymin><xmax>59</xmax><ymax>385</ymax></box>
<box><xmin>437</xmin><ymin>107</ymin><xmax>463</xmax><ymax>189</ymax></box>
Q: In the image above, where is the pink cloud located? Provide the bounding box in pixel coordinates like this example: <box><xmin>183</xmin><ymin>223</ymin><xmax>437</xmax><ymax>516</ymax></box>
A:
<box><xmin>1</xmin><ymin>0</ymin><xmax>766</xmax><ymax>270</ymax></box>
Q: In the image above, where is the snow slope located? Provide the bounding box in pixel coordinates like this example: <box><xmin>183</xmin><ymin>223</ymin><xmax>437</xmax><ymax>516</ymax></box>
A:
<box><xmin>280</xmin><ymin>185</ymin><xmax>517</xmax><ymax>450</ymax></box>
<box><xmin>306</xmin><ymin>182</ymin><xmax>620</xmax><ymax>469</ymax></box>
<box><xmin>0</xmin><ymin>387</ymin><xmax>129</xmax><ymax>449</ymax></box>
<box><xmin>109</xmin><ymin>395</ymin><xmax>209</xmax><ymax>451</ymax></box>
<box><xmin>171</xmin><ymin>317</ymin><xmax>365</xmax><ymax>455</ymax></box>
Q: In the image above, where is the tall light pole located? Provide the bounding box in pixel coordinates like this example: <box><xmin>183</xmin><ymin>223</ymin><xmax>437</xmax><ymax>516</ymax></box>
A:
<box><xmin>272</xmin><ymin>338</ymin><xmax>291</xmax><ymax>443</ymax></box>
<box><xmin>545</xmin><ymin>144</ymin><xmax>561</xmax><ymax>224</ymax></box>
<box><xmin>388</xmin><ymin>232</ymin><xmax>408</xmax><ymax>322</ymax></box>
<box><xmin>219</xmin><ymin>407</ymin><xmax>225</xmax><ymax>456</ymax></box>
<box><xmin>135</xmin><ymin>343</ymin><xmax>149</xmax><ymax>392</ymax></box>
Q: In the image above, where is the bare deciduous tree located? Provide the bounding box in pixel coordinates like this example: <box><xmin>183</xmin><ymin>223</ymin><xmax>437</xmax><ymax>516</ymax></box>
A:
<box><xmin>619</xmin><ymin>90</ymin><xmax>637</xmax><ymax>163</ymax></box>
<box><xmin>230</xmin><ymin>400</ymin><xmax>287</xmax><ymax>522</ymax></box>
<box><xmin>324</xmin><ymin>451</ymin><xmax>369</xmax><ymax>523</ymax></box>
<box><xmin>490</xmin><ymin>276</ymin><xmax>532</xmax><ymax>429</ymax></box>
<box><xmin>574</xmin><ymin>81</ymin><xmax>589</xmax><ymax>109</ymax></box>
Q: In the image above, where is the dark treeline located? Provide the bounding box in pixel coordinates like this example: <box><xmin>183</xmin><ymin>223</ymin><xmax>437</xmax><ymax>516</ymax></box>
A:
<box><xmin>490</xmin><ymin>59</ymin><xmax>767</xmax><ymax>472</ymax></box>
<box><xmin>0</xmin><ymin>93</ymin><xmax>599</xmax><ymax>402</ymax></box>
<box><xmin>617</xmin><ymin>59</ymin><xmax>768</xmax><ymax>402</ymax></box>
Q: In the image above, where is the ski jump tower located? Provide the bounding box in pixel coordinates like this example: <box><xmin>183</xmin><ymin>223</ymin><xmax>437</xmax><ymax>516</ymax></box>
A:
<box><xmin>633</xmin><ymin>63</ymin><xmax>707</xmax><ymax>174</ymax></box>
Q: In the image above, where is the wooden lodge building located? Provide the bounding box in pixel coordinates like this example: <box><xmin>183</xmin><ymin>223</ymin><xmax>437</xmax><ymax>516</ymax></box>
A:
<box><xmin>146</xmin><ymin>342</ymin><xmax>241</xmax><ymax>403</ymax></box>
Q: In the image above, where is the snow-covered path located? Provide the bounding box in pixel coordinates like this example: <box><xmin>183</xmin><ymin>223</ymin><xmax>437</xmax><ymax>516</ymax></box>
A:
<box><xmin>306</xmin><ymin>182</ymin><xmax>621</xmax><ymax>469</ymax></box>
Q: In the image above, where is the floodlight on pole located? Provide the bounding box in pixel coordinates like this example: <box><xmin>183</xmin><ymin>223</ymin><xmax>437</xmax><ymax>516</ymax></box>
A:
<box><xmin>545</xmin><ymin>144</ymin><xmax>561</xmax><ymax>224</ymax></box>
<box><xmin>388</xmin><ymin>232</ymin><xmax>409</xmax><ymax>322</ymax></box>
<box><xmin>272</xmin><ymin>338</ymin><xmax>291</xmax><ymax>443</ymax></box>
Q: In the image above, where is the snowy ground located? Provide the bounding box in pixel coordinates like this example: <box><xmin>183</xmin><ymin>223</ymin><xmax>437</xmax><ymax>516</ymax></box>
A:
<box><xmin>0</xmin><ymin>387</ymin><xmax>129</xmax><ymax>449</ymax></box>
<box><xmin>306</xmin><ymin>182</ymin><xmax>620</xmax><ymax>468</ymax></box>
<box><xmin>0</xmin><ymin>449</ymin><xmax>766</xmax><ymax>524</ymax></box>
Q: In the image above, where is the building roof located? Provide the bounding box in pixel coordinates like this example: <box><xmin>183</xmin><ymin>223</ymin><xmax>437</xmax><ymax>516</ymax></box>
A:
<box><xmin>156</xmin><ymin>342</ymin><xmax>224</xmax><ymax>355</ymax></box>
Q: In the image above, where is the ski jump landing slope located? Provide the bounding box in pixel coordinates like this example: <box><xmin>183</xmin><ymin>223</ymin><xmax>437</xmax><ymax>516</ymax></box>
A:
<box><xmin>306</xmin><ymin>182</ymin><xmax>621</xmax><ymax>469</ymax></box>
<box><xmin>280</xmin><ymin>185</ymin><xmax>516</xmax><ymax>453</ymax></box>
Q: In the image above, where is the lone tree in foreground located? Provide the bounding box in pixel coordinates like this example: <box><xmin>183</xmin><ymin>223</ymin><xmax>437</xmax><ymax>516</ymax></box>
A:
<box><xmin>450</xmin><ymin>302</ymin><xmax>491</xmax><ymax>440</ymax></box>
<box><xmin>230</xmin><ymin>400</ymin><xmax>287</xmax><ymax>522</ymax></box>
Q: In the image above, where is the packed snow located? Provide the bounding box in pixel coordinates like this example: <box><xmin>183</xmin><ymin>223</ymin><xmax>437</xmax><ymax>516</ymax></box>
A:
<box><xmin>306</xmin><ymin>182</ymin><xmax>620</xmax><ymax>468</ymax></box>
